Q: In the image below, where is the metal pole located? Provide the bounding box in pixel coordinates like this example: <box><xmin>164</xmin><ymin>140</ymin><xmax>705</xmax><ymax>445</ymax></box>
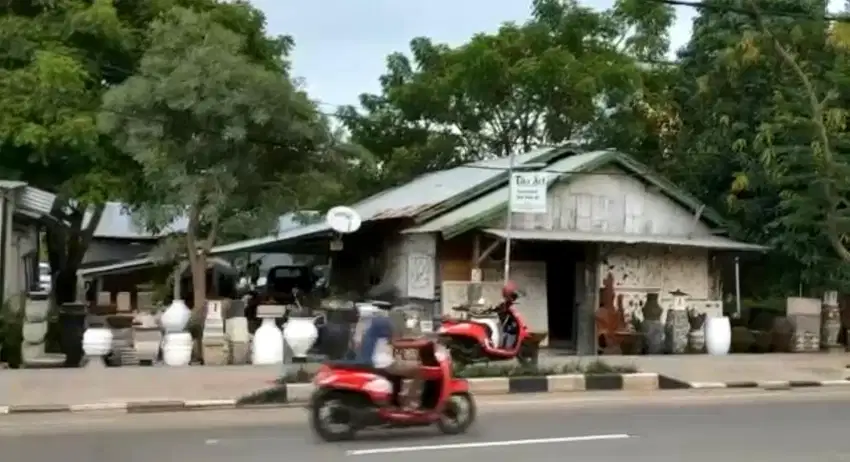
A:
<box><xmin>734</xmin><ymin>256</ymin><xmax>741</xmax><ymax>317</ymax></box>
<box><xmin>503</xmin><ymin>151</ymin><xmax>517</xmax><ymax>284</ymax></box>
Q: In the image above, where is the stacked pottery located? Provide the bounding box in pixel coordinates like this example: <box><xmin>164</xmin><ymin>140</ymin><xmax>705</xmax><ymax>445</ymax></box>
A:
<box><xmin>821</xmin><ymin>291</ymin><xmax>841</xmax><ymax>351</ymax></box>
<box><xmin>664</xmin><ymin>294</ymin><xmax>690</xmax><ymax>354</ymax></box>
<box><xmin>160</xmin><ymin>300</ymin><xmax>192</xmax><ymax>366</ymax></box>
<box><xmin>686</xmin><ymin>308</ymin><xmax>707</xmax><ymax>353</ymax></box>
<box><xmin>641</xmin><ymin>293</ymin><xmax>665</xmax><ymax>354</ymax></box>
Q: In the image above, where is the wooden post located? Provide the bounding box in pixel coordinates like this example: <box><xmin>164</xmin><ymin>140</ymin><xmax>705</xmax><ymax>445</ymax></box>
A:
<box><xmin>575</xmin><ymin>243</ymin><xmax>600</xmax><ymax>355</ymax></box>
<box><xmin>467</xmin><ymin>235</ymin><xmax>483</xmax><ymax>306</ymax></box>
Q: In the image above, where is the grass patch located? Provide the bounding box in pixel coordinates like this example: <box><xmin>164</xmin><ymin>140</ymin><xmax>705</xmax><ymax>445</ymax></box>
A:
<box><xmin>236</xmin><ymin>385</ymin><xmax>290</xmax><ymax>405</ymax></box>
<box><xmin>271</xmin><ymin>360</ymin><xmax>638</xmax><ymax>384</ymax></box>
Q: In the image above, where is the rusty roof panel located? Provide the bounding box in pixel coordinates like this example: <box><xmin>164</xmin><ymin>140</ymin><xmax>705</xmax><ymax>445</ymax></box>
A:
<box><xmin>369</xmin><ymin>203</ymin><xmax>439</xmax><ymax>220</ymax></box>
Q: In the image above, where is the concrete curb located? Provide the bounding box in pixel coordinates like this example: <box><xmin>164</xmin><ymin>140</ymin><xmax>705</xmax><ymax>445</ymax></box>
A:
<box><xmin>2</xmin><ymin>373</ymin><xmax>846</xmax><ymax>415</ymax></box>
<box><xmin>655</xmin><ymin>375</ymin><xmax>850</xmax><ymax>390</ymax></box>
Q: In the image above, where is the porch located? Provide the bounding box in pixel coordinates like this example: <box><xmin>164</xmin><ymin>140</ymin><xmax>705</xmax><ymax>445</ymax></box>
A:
<box><xmin>435</xmin><ymin>228</ymin><xmax>764</xmax><ymax>355</ymax></box>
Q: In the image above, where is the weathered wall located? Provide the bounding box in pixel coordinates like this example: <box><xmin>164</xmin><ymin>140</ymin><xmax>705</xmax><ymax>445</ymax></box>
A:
<box><xmin>502</xmin><ymin>166</ymin><xmax>715</xmax><ymax>237</ymax></box>
<box><xmin>601</xmin><ymin>245</ymin><xmax>723</xmax><ymax>321</ymax></box>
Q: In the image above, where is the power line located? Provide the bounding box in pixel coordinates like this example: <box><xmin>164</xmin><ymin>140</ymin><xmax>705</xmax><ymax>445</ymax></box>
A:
<box><xmin>648</xmin><ymin>0</ymin><xmax>849</xmax><ymax>22</ymax></box>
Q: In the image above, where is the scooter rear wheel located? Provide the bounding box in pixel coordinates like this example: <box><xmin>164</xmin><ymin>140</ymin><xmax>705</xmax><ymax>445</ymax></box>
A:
<box><xmin>436</xmin><ymin>392</ymin><xmax>476</xmax><ymax>435</ymax></box>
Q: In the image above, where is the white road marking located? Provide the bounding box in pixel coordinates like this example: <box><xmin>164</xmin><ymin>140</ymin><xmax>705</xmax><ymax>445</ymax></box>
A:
<box><xmin>345</xmin><ymin>433</ymin><xmax>632</xmax><ymax>456</ymax></box>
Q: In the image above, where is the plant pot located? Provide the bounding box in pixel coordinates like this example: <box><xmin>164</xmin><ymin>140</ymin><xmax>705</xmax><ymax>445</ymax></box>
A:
<box><xmin>705</xmin><ymin>316</ymin><xmax>731</xmax><ymax>355</ymax></box>
<box><xmin>620</xmin><ymin>332</ymin><xmax>644</xmax><ymax>355</ymax></box>
<box><xmin>770</xmin><ymin>317</ymin><xmax>793</xmax><ymax>352</ymax></box>
<box><xmin>162</xmin><ymin>332</ymin><xmax>193</xmax><ymax>366</ymax></box>
<box><xmin>730</xmin><ymin>326</ymin><xmax>755</xmax><ymax>353</ymax></box>
<box><xmin>687</xmin><ymin>329</ymin><xmax>705</xmax><ymax>353</ymax></box>
<box><xmin>664</xmin><ymin>309</ymin><xmax>689</xmax><ymax>354</ymax></box>
<box><xmin>252</xmin><ymin>318</ymin><xmax>284</xmax><ymax>365</ymax></box>
<box><xmin>161</xmin><ymin>300</ymin><xmax>191</xmax><ymax>333</ymax></box>
<box><xmin>283</xmin><ymin>316</ymin><xmax>320</xmax><ymax>359</ymax></box>
<box><xmin>642</xmin><ymin>320</ymin><xmax>665</xmax><ymax>354</ymax></box>
<box><xmin>82</xmin><ymin>327</ymin><xmax>113</xmax><ymax>357</ymax></box>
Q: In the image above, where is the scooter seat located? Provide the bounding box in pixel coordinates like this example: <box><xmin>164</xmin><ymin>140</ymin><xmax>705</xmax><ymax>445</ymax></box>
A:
<box><xmin>323</xmin><ymin>360</ymin><xmax>393</xmax><ymax>377</ymax></box>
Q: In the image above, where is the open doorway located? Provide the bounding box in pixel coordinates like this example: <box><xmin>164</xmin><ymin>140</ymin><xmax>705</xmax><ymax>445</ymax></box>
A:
<box><xmin>545</xmin><ymin>243</ymin><xmax>585</xmax><ymax>350</ymax></box>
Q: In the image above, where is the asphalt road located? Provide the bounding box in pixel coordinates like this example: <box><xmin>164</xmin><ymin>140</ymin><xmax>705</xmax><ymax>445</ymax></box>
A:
<box><xmin>2</xmin><ymin>389</ymin><xmax>850</xmax><ymax>462</ymax></box>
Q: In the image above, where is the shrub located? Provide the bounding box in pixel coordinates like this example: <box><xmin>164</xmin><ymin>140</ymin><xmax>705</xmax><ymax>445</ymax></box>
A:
<box><xmin>274</xmin><ymin>360</ymin><xmax>638</xmax><ymax>383</ymax></box>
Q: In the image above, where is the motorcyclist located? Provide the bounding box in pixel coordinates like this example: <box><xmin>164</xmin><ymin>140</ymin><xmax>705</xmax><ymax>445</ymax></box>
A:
<box><xmin>355</xmin><ymin>310</ymin><xmax>420</xmax><ymax>408</ymax></box>
<box><xmin>492</xmin><ymin>281</ymin><xmax>520</xmax><ymax>349</ymax></box>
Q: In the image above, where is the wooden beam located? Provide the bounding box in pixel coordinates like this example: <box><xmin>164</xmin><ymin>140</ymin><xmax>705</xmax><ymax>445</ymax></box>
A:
<box><xmin>472</xmin><ymin>233</ymin><xmax>481</xmax><ymax>266</ymax></box>
<box><xmin>477</xmin><ymin>238</ymin><xmax>502</xmax><ymax>265</ymax></box>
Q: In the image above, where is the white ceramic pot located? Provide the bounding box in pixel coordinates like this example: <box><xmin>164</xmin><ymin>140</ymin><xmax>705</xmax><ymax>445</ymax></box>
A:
<box><xmin>283</xmin><ymin>316</ymin><xmax>319</xmax><ymax>358</ymax></box>
<box><xmin>162</xmin><ymin>332</ymin><xmax>193</xmax><ymax>366</ymax></box>
<box><xmin>82</xmin><ymin>327</ymin><xmax>113</xmax><ymax>357</ymax></box>
<box><xmin>161</xmin><ymin>299</ymin><xmax>191</xmax><ymax>333</ymax></box>
<box><xmin>705</xmin><ymin>316</ymin><xmax>731</xmax><ymax>355</ymax></box>
<box><xmin>356</xmin><ymin>303</ymin><xmax>381</xmax><ymax>319</ymax></box>
<box><xmin>252</xmin><ymin>318</ymin><xmax>284</xmax><ymax>365</ymax></box>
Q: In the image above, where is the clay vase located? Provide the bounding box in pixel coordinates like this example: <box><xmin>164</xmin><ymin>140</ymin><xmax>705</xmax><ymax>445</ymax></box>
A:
<box><xmin>641</xmin><ymin>293</ymin><xmax>665</xmax><ymax>354</ymax></box>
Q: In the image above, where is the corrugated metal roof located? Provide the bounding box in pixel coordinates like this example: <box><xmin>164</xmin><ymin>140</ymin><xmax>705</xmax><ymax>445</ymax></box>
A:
<box><xmin>87</xmin><ymin>203</ymin><xmax>312</xmax><ymax>240</ymax></box>
<box><xmin>0</xmin><ymin>180</ymin><xmax>27</xmax><ymax>190</ymax></box>
<box><xmin>482</xmin><ymin>228</ymin><xmax>769</xmax><ymax>251</ymax></box>
<box><xmin>19</xmin><ymin>186</ymin><xmax>56</xmax><ymax>217</ymax></box>
<box><xmin>205</xmin><ymin>146</ymin><xmax>569</xmax><ymax>251</ymax></box>
<box><xmin>78</xmin><ymin>218</ymin><xmax>329</xmax><ymax>277</ymax></box>
<box><xmin>0</xmin><ymin>181</ymin><xmax>56</xmax><ymax>218</ymax></box>
<box><xmin>351</xmin><ymin>147</ymin><xmax>559</xmax><ymax>221</ymax></box>
<box><xmin>76</xmin><ymin>147</ymin><xmax>569</xmax><ymax>274</ymax></box>
<box><xmin>209</xmin><ymin>221</ymin><xmax>330</xmax><ymax>254</ymax></box>
<box><xmin>403</xmin><ymin>150</ymin><xmax>613</xmax><ymax>236</ymax></box>
<box><xmin>78</xmin><ymin>255</ymin><xmax>236</xmax><ymax>277</ymax></box>
<box><xmin>85</xmin><ymin>202</ymin><xmax>188</xmax><ymax>239</ymax></box>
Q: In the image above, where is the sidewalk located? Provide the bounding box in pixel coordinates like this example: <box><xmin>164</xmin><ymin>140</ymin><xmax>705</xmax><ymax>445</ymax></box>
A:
<box><xmin>543</xmin><ymin>352</ymin><xmax>850</xmax><ymax>385</ymax></box>
<box><xmin>0</xmin><ymin>366</ymin><xmax>285</xmax><ymax>407</ymax></box>
<box><xmin>1</xmin><ymin>353</ymin><xmax>847</xmax><ymax>409</ymax></box>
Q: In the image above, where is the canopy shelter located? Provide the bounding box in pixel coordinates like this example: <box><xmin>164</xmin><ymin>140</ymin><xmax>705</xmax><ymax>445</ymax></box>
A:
<box><xmin>481</xmin><ymin>229</ymin><xmax>769</xmax><ymax>253</ymax></box>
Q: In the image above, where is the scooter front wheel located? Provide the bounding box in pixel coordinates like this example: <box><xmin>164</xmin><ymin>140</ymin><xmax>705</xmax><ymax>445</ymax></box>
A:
<box><xmin>436</xmin><ymin>392</ymin><xmax>476</xmax><ymax>435</ymax></box>
<box><xmin>309</xmin><ymin>390</ymin><xmax>358</xmax><ymax>442</ymax></box>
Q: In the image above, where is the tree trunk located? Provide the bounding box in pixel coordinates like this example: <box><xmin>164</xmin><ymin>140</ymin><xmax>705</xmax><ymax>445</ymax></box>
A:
<box><xmin>45</xmin><ymin>202</ymin><xmax>105</xmax><ymax>305</ymax></box>
<box><xmin>185</xmin><ymin>200</ymin><xmax>208</xmax><ymax>363</ymax></box>
<box><xmin>191</xmin><ymin>252</ymin><xmax>207</xmax><ymax>313</ymax></box>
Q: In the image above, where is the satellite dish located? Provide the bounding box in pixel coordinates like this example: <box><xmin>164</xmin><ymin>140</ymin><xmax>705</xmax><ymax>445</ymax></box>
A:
<box><xmin>325</xmin><ymin>206</ymin><xmax>362</xmax><ymax>234</ymax></box>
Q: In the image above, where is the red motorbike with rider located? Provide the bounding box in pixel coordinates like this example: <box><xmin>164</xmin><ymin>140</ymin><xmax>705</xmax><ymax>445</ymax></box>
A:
<box><xmin>308</xmin><ymin>315</ymin><xmax>476</xmax><ymax>442</ymax></box>
<box><xmin>437</xmin><ymin>281</ymin><xmax>537</xmax><ymax>366</ymax></box>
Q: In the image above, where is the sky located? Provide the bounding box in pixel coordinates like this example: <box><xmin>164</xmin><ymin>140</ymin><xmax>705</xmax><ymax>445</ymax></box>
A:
<box><xmin>248</xmin><ymin>0</ymin><xmax>845</xmax><ymax>112</ymax></box>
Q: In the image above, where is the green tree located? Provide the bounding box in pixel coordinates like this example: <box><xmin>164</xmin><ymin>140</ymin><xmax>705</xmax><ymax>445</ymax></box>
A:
<box><xmin>339</xmin><ymin>0</ymin><xmax>675</xmax><ymax>192</ymax></box>
<box><xmin>743</xmin><ymin>0</ymin><xmax>850</xmax><ymax>289</ymax></box>
<box><xmin>0</xmin><ymin>0</ymin><xmax>137</xmax><ymax>305</ymax></box>
<box><xmin>0</xmin><ymin>0</ymin><xmax>293</xmax><ymax>304</ymax></box>
<box><xmin>98</xmin><ymin>7</ymin><xmax>339</xmax><ymax>313</ymax></box>
<box><xmin>669</xmin><ymin>0</ymin><xmax>842</xmax><ymax>293</ymax></box>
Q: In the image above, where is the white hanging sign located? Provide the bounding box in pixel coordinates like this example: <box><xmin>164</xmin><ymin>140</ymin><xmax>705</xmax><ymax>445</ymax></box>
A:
<box><xmin>510</xmin><ymin>172</ymin><xmax>548</xmax><ymax>213</ymax></box>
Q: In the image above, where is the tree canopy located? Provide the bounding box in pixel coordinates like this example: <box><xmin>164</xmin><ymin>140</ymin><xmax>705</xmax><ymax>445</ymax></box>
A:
<box><xmin>5</xmin><ymin>0</ymin><xmax>850</xmax><ymax>302</ymax></box>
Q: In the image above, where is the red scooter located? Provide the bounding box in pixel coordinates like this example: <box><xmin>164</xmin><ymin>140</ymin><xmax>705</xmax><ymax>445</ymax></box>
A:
<box><xmin>437</xmin><ymin>283</ymin><xmax>537</xmax><ymax>366</ymax></box>
<box><xmin>308</xmin><ymin>338</ymin><xmax>476</xmax><ymax>442</ymax></box>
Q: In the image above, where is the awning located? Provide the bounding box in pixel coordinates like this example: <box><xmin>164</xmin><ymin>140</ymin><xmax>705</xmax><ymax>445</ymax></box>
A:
<box><xmin>79</xmin><ymin>223</ymin><xmax>333</xmax><ymax>278</ymax></box>
<box><xmin>482</xmin><ymin>228</ymin><xmax>769</xmax><ymax>252</ymax></box>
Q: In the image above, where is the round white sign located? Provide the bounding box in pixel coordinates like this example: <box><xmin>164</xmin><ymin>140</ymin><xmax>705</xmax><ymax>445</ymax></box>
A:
<box><xmin>325</xmin><ymin>206</ymin><xmax>362</xmax><ymax>234</ymax></box>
